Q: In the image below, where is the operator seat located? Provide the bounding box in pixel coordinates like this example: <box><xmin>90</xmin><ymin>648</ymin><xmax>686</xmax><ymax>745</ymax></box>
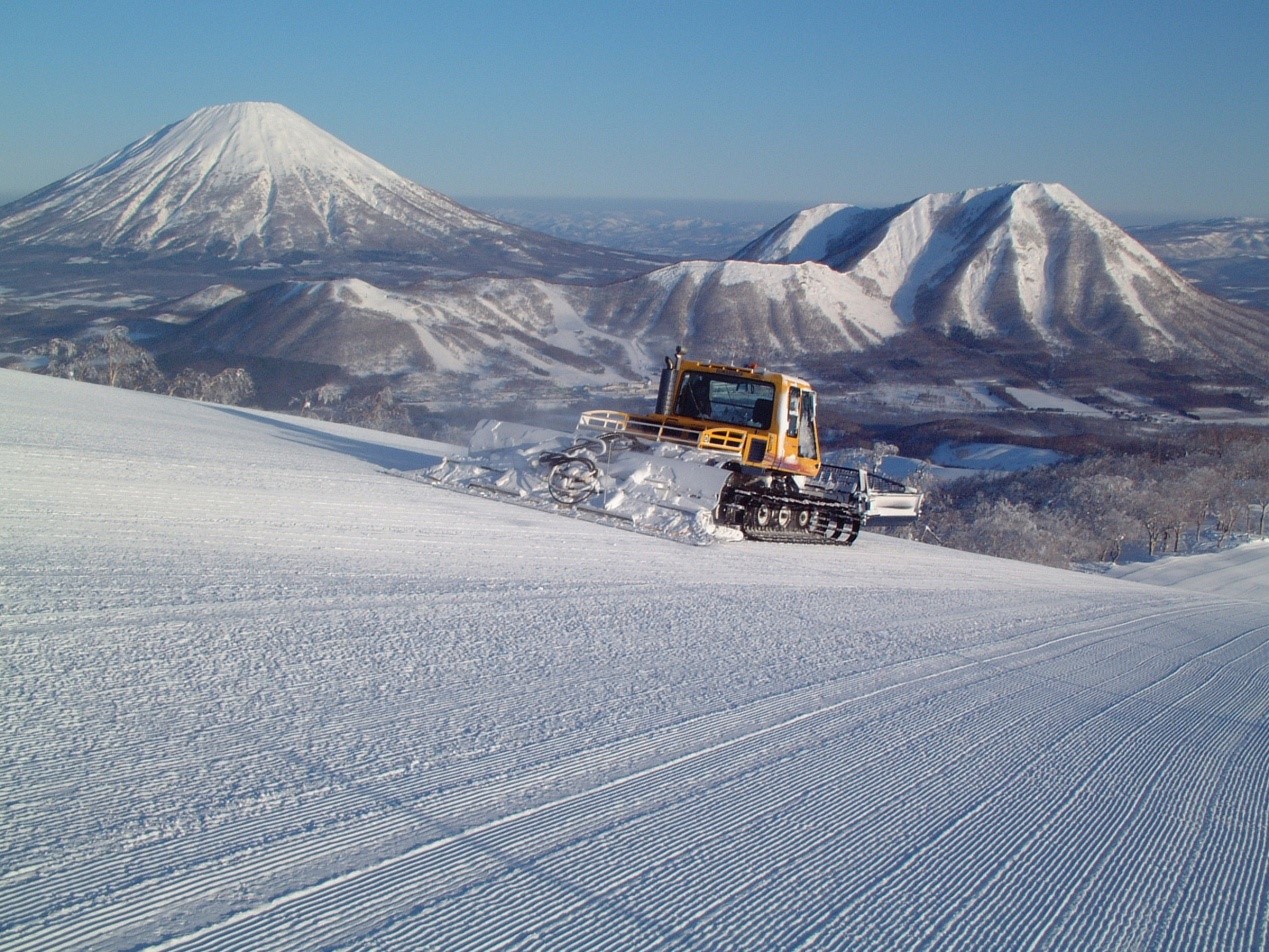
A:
<box><xmin>751</xmin><ymin>397</ymin><xmax>774</xmax><ymax>429</ymax></box>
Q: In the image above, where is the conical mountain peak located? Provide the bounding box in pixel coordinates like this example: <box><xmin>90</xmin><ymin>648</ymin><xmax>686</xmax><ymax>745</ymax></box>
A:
<box><xmin>0</xmin><ymin>103</ymin><xmax>656</xmax><ymax>281</ymax></box>
<box><xmin>0</xmin><ymin>101</ymin><xmax>505</xmax><ymax>260</ymax></box>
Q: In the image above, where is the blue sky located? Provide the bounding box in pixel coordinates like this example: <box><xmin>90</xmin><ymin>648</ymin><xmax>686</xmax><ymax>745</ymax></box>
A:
<box><xmin>2</xmin><ymin>0</ymin><xmax>1265</xmax><ymax>222</ymax></box>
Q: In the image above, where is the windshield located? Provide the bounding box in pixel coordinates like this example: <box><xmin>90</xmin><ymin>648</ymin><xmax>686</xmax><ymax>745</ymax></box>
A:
<box><xmin>673</xmin><ymin>372</ymin><xmax>776</xmax><ymax>429</ymax></box>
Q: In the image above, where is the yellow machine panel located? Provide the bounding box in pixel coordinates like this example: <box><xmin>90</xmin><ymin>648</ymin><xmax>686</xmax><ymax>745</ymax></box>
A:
<box><xmin>615</xmin><ymin>356</ymin><xmax>823</xmax><ymax>479</ymax></box>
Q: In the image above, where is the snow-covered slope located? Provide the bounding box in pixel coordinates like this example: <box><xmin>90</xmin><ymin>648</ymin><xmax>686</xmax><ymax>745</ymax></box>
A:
<box><xmin>0</xmin><ymin>103</ymin><xmax>657</xmax><ymax>280</ymax></box>
<box><xmin>737</xmin><ymin>201</ymin><xmax>892</xmax><ymax>264</ymax></box>
<box><xmin>582</xmin><ymin>258</ymin><xmax>903</xmax><ymax>358</ymax></box>
<box><xmin>172</xmin><ymin>259</ymin><xmax>903</xmax><ymax>390</ymax></box>
<box><xmin>173</xmin><ymin>252</ymin><xmax>913</xmax><ymax>392</ymax></box>
<box><xmin>5</xmin><ymin>368</ymin><xmax>1268</xmax><ymax>949</ymax></box>
<box><xmin>1107</xmin><ymin>540</ymin><xmax>1269</xmax><ymax>603</ymax></box>
<box><xmin>737</xmin><ymin>183</ymin><xmax>1269</xmax><ymax>371</ymax></box>
<box><xmin>177</xmin><ymin>275</ymin><xmax>644</xmax><ymax>386</ymax></box>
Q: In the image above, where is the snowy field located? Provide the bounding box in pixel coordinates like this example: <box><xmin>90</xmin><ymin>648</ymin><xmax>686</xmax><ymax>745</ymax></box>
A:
<box><xmin>1004</xmin><ymin>388</ymin><xmax>1111</xmax><ymax>418</ymax></box>
<box><xmin>3</xmin><ymin>369</ymin><xmax>1268</xmax><ymax>951</ymax></box>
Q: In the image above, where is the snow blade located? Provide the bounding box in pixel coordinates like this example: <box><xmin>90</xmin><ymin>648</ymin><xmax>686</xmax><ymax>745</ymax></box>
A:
<box><xmin>396</xmin><ymin>419</ymin><xmax>742</xmax><ymax>546</ymax></box>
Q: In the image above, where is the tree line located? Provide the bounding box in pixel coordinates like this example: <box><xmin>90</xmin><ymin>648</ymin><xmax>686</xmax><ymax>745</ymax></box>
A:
<box><xmin>914</xmin><ymin>432</ymin><xmax>1269</xmax><ymax>567</ymax></box>
<box><xmin>24</xmin><ymin>326</ymin><xmax>414</xmax><ymax>433</ymax></box>
<box><xmin>28</xmin><ymin>327</ymin><xmax>257</xmax><ymax>405</ymax></box>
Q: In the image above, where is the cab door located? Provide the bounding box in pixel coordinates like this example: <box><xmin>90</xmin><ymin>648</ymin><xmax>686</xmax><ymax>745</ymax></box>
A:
<box><xmin>782</xmin><ymin>387</ymin><xmax>821</xmax><ymax>475</ymax></box>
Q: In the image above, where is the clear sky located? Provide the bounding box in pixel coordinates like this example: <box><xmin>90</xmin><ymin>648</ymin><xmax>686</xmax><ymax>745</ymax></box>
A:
<box><xmin>2</xmin><ymin>0</ymin><xmax>1265</xmax><ymax>222</ymax></box>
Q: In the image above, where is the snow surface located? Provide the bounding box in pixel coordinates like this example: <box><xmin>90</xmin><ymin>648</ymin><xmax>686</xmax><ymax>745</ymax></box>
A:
<box><xmin>4</xmin><ymin>369</ymin><xmax>1269</xmax><ymax>950</ymax></box>
<box><xmin>1106</xmin><ymin>541</ymin><xmax>1269</xmax><ymax>604</ymax></box>
<box><xmin>930</xmin><ymin>441</ymin><xmax>1068</xmax><ymax>471</ymax></box>
<box><xmin>1005</xmin><ymin>387</ymin><xmax>1113</xmax><ymax>417</ymax></box>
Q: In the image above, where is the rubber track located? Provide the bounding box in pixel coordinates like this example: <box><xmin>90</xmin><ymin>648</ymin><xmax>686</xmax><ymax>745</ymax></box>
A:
<box><xmin>724</xmin><ymin>486</ymin><xmax>863</xmax><ymax>545</ymax></box>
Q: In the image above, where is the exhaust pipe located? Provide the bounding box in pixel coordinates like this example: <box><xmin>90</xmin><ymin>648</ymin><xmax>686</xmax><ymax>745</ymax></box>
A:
<box><xmin>655</xmin><ymin>347</ymin><xmax>682</xmax><ymax>415</ymax></box>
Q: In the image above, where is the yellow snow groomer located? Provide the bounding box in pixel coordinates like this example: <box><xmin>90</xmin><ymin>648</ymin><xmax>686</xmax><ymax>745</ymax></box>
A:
<box><xmin>572</xmin><ymin>350</ymin><xmax>922</xmax><ymax>543</ymax></box>
<box><xmin>419</xmin><ymin>350</ymin><xmax>922</xmax><ymax>545</ymax></box>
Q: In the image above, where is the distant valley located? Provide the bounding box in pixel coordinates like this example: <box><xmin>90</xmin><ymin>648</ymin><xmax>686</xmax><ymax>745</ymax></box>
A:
<box><xmin>465</xmin><ymin>196</ymin><xmax>793</xmax><ymax>260</ymax></box>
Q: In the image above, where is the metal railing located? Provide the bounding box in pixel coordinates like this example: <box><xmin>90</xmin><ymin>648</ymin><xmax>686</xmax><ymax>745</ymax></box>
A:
<box><xmin>578</xmin><ymin>410</ymin><xmax>751</xmax><ymax>459</ymax></box>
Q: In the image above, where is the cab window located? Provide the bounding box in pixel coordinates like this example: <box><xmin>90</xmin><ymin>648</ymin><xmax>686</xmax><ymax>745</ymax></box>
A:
<box><xmin>674</xmin><ymin>372</ymin><xmax>775</xmax><ymax>429</ymax></box>
<box><xmin>789</xmin><ymin>388</ymin><xmax>818</xmax><ymax>458</ymax></box>
<box><xmin>798</xmin><ymin>390</ymin><xmax>818</xmax><ymax>458</ymax></box>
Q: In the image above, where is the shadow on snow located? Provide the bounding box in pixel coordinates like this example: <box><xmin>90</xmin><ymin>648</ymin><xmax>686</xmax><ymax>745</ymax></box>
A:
<box><xmin>205</xmin><ymin>405</ymin><xmax>446</xmax><ymax>472</ymax></box>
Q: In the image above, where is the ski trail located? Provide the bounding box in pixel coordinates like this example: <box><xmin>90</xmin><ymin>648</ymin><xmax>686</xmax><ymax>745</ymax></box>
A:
<box><xmin>7</xmin><ymin>371</ymin><xmax>1269</xmax><ymax>950</ymax></box>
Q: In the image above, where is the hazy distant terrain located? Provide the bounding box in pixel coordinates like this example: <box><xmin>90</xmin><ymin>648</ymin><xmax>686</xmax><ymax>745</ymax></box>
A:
<box><xmin>465</xmin><ymin>196</ymin><xmax>798</xmax><ymax>259</ymax></box>
<box><xmin>1129</xmin><ymin>218</ymin><xmax>1269</xmax><ymax>311</ymax></box>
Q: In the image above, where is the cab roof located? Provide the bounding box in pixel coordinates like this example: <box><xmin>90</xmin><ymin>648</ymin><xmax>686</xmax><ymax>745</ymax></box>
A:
<box><xmin>679</xmin><ymin>357</ymin><xmax>814</xmax><ymax>392</ymax></box>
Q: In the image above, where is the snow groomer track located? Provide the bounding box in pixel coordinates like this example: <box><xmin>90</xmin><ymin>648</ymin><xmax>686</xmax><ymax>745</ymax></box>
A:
<box><xmin>3</xmin><ymin>370</ymin><xmax>1268</xmax><ymax>950</ymax></box>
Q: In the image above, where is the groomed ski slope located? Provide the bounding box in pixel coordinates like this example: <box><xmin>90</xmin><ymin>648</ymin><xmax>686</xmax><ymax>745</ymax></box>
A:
<box><xmin>1108</xmin><ymin>541</ymin><xmax>1269</xmax><ymax>604</ymax></box>
<box><xmin>3</xmin><ymin>369</ymin><xmax>1267</xmax><ymax>951</ymax></box>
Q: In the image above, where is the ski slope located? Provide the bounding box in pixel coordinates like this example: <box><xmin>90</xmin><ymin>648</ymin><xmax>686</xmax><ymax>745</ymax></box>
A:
<box><xmin>3</xmin><ymin>369</ymin><xmax>1268</xmax><ymax>951</ymax></box>
<box><xmin>1107</xmin><ymin>541</ymin><xmax>1269</xmax><ymax>604</ymax></box>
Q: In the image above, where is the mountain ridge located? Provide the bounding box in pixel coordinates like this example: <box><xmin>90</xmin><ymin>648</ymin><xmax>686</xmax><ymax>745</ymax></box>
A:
<box><xmin>730</xmin><ymin>182</ymin><xmax>1266</xmax><ymax>375</ymax></box>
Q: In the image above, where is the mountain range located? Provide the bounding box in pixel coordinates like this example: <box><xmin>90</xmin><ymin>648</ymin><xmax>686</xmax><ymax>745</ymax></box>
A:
<box><xmin>177</xmin><ymin>180</ymin><xmax>1268</xmax><ymax>393</ymax></box>
<box><xmin>2</xmin><ymin>102</ymin><xmax>1266</xmax><ymax>415</ymax></box>
<box><xmin>728</xmin><ymin>185</ymin><xmax>1268</xmax><ymax>374</ymax></box>
<box><xmin>473</xmin><ymin>200</ymin><xmax>1269</xmax><ymax>316</ymax></box>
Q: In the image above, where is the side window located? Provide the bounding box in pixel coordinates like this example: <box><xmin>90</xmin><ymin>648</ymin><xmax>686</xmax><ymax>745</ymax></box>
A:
<box><xmin>798</xmin><ymin>391</ymin><xmax>818</xmax><ymax>459</ymax></box>
<box><xmin>787</xmin><ymin>389</ymin><xmax>801</xmax><ymax>437</ymax></box>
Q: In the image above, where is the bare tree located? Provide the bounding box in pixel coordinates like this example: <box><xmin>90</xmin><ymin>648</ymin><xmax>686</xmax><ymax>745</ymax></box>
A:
<box><xmin>1230</xmin><ymin>440</ymin><xmax>1269</xmax><ymax>537</ymax></box>
<box><xmin>1067</xmin><ymin>472</ymin><xmax>1138</xmax><ymax>562</ymax></box>
<box><xmin>64</xmin><ymin>326</ymin><xmax>165</xmax><ymax>392</ymax></box>
<box><xmin>203</xmin><ymin>368</ymin><xmax>256</xmax><ymax>405</ymax></box>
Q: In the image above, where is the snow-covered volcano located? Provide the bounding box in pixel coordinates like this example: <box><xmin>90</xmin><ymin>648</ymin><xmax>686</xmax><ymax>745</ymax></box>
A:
<box><xmin>0</xmin><ymin>102</ymin><xmax>657</xmax><ymax>279</ymax></box>
<box><xmin>734</xmin><ymin>183</ymin><xmax>1268</xmax><ymax>373</ymax></box>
